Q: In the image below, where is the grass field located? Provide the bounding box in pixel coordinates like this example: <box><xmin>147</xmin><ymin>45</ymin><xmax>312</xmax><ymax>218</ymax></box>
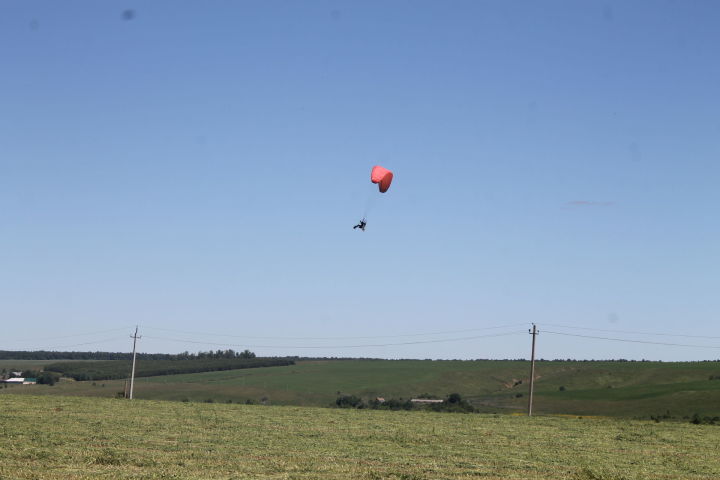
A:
<box><xmin>4</xmin><ymin>359</ymin><xmax>720</xmax><ymax>418</ymax></box>
<box><xmin>0</xmin><ymin>359</ymin><xmax>90</xmax><ymax>371</ymax></box>
<box><xmin>0</xmin><ymin>394</ymin><xmax>718</xmax><ymax>479</ymax></box>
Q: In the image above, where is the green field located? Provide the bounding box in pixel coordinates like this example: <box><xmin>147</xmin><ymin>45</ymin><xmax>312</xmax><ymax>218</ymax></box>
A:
<box><xmin>43</xmin><ymin>357</ymin><xmax>293</xmax><ymax>381</ymax></box>
<box><xmin>0</xmin><ymin>394</ymin><xmax>718</xmax><ymax>479</ymax></box>
<box><xmin>4</xmin><ymin>359</ymin><xmax>720</xmax><ymax>418</ymax></box>
<box><xmin>0</xmin><ymin>359</ymin><xmax>90</xmax><ymax>371</ymax></box>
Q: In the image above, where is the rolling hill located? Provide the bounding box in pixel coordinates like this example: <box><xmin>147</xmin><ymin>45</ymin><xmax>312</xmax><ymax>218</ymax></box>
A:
<box><xmin>3</xmin><ymin>358</ymin><xmax>720</xmax><ymax>418</ymax></box>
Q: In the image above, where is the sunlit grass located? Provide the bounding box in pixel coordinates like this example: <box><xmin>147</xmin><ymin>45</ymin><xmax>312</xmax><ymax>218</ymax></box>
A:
<box><xmin>0</xmin><ymin>395</ymin><xmax>718</xmax><ymax>479</ymax></box>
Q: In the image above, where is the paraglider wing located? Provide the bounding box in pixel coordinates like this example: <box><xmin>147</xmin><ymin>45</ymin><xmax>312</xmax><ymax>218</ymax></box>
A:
<box><xmin>370</xmin><ymin>165</ymin><xmax>393</xmax><ymax>193</ymax></box>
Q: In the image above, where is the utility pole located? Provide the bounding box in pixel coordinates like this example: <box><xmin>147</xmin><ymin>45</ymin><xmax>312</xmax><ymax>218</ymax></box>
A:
<box><xmin>528</xmin><ymin>323</ymin><xmax>539</xmax><ymax>416</ymax></box>
<box><xmin>129</xmin><ymin>326</ymin><xmax>141</xmax><ymax>400</ymax></box>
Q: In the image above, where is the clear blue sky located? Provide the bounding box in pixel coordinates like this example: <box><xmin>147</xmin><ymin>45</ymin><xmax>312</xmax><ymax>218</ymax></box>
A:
<box><xmin>2</xmin><ymin>1</ymin><xmax>718</xmax><ymax>360</ymax></box>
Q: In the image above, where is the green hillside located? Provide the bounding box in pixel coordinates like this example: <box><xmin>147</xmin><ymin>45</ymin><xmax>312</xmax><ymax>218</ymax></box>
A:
<box><xmin>4</xmin><ymin>359</ymin><xmax>720</xmax><ymax>418</ymax></box>
<box><xmin>0</xmin><ymin>395</ymin><xmax>718</xmax><ymax>479</ymax></box>
<box><xmin>0</xmin><ymin>359</ymin><xmax>90</xmax><ymax>371</ymax></box>
<box><xmin>43</xmin><ymin>357</ymin><xmax>293</xmax><ymax>381</ymax></box>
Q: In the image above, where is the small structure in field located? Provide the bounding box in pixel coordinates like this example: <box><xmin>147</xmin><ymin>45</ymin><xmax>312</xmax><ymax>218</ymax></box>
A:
<box><xmin>2</xmin><ymin>378</ymin><xmax>36</xmax><ymax>385</ymax></box>
<box><xmin>410</xmin><ymin>398</ymin><xmax>444</xmax><ymax>404</ymax></box>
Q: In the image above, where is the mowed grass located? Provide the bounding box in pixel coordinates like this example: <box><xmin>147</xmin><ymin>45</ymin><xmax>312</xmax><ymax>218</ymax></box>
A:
<box><xmin>1</xmin><ymin>395</ymin><xmax>718</xmax><ymax>480</ymax></box>
<box><xmin>4</xmin><ymin>359</ymin><xmax>720</xmax><ymax>418</ymax></box>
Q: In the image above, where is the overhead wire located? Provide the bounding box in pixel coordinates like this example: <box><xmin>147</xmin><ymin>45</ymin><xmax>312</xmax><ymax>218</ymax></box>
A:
<box><xmin>543</xmin><ymin>323</ymin><xmax>720</xmax><ymax>340</ymax></box>
<box><xmin>9</xmin><ymin>323</ymin><xmax>719</xmax><ymax>354</ymax></box>
<box><xmin>6</xmin><ymin>325</ymin><xmax>137</xmax><ymax>343</ymax></box>
<box><xmin>543</xmin><ymin>330</ymin><xmax>720</xmax><ymax>350</ymax></box>
<box><xmin>140</xmin><ymin>323</ymin><xmax>529</xmax><ymax>340</ymax></box>
<box><xmin>142</xmin><ymin>330</ymin><xmax>527</xmax><ymax>349</ymax></box>
<box><xmin>31</xmin><ymin>336</ymin><xmax>130</xmax><ymax>351</ymax></box>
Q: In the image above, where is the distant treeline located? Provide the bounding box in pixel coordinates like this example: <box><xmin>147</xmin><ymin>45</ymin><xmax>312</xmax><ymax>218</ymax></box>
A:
<box><xmin>0</xmin><ymin>349</ymin><xmax>258</xmax><ymax>361</ymax></box>
<box><xmin>294</xmin><ymin>357</ymin><xmax>720</xmax><ymax>363</ymax></box>
<box><xmin>3</xmin><ymin>351</ymin><xmax>719</xmax><ymax>363</ymax></box>
<box><xmin>45</xmin><ymin>357</ymin><xmax>294</xmax><ymax>381</ymax></box>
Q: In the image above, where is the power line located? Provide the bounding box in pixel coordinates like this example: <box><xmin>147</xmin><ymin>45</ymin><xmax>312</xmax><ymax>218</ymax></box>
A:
<box><xmin>6</xmin><ymin>326</ymin><xmax>137</xmax><ymax>343</ymax></box>
<box><xmin>142</xmin><ymin>330</ymin><xmax>527</xmax><ymax>350</ymax></box>
<box><xmin>31</xmin><ymin>336</ymin><xmax>129</xmax><ymax>351</ymax></box>
<box><xmin>140</xmin><ymin>323</ymin><xmax>528</xmax><ymax>341</ymax></box>
<box><xmin>543</xmin><ymin>330</ymin><xmax>720</xmax><ymax>349</ymax></box>
<box><xmin>543</xmin><ymin>323</ymin><xmax>720</xmax><ymax>340</ymax></box>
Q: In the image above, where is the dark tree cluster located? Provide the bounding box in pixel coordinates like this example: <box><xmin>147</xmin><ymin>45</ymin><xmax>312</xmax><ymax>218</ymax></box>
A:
<box><xmin>335</xmin><ymin>393</ymin><xmax>475</xmax><ymax>413</ymax></box>
<box><xmin>429</xmin><ymin>393</ymin><xmax>475</xmax><ymax>413</ymax></box>
<box><xmin>691</xmin><ymin>413</ymin><xmax>720</xmax><ymax>425</ymax></box>
<box><xmin>12</xmin><ymin>369</ymin><xmax>61</xmax><ymax>385</ymax></box>
<box><xmin>335</xmin><ymin>395</ymin><xmax>364</xmax><ymax>408</ymax></box>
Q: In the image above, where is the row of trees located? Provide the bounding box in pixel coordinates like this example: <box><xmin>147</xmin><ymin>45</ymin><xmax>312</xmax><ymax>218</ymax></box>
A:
<box><xmin>0</xmin><ymin>349</ymin><xmax>257</xmax><ymax>361</ymax></box>
<box><xmin>45</xmin><ymin>356</ymin><xmax>291</xmax><ymax>381</ymax></box>
<box><xmin>171</xmin><ymin>349</ymin><xmax>256</xmax><ymax>359</ymax></box>
<box><xmin>335</xmin><ymin>393</ymin><xmax>475</xmax><ymax>413</ymax></box>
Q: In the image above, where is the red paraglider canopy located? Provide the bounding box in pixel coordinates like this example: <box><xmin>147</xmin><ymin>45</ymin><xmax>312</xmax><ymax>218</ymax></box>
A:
<box><xmin>370</xmin><ymin>165</ymin><xmax>393</xmax><ymax>193</ymax></box>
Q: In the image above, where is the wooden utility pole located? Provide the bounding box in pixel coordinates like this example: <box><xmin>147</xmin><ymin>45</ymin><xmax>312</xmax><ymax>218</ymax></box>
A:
<box><xmin>129</xmin><ymin>326</ymin><xmax>141</xmax><ymax>400</ymax></box>
<box><xmin>528</xmin><ymin>323</ymin><xmax>539</xmax><ymax>416</ymax></box>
